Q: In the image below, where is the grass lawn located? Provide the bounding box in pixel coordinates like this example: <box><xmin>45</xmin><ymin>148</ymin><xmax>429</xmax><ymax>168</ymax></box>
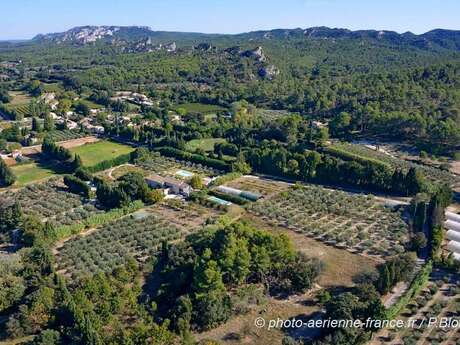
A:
<box><xmin>70</xmin><ymin>141</ymin><xmax>134</xmax><ymax>167</ymax></box>
<box><xmin>110</xmin><ymin>164</ymin><xmax>147</xmax><ymax>179</ymax></box>
<box><xmin>185</xmin><ymin>138</ymin><xmax>227</xmax><ymax>152</ymax></box>
<box><xmin>175</xmin><ymin>103</ymin><xmax>226</xmax><ymax>114</ymax></box>
<box><xmin>10</xmin><ymin>161</ymin><xmax>66</xmax><ymax>186</ymax></box>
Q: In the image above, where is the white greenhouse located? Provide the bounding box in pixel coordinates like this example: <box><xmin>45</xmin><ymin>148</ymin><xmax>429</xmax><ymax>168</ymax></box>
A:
<box><xmin>447</xmin><ymin>240</ymin><xmax>460</xmax><ymax>254</ymax></box>
<box><xmin>447</xmin><ymin>230</ymin><xmax>460</xmax><ymax>242</ymax></box>
<box><xmin>445</xmin><ymin>220</ymin><xmax>460</xmax><ymax>233</ymax></box>
<box><xmin>446</xmin><ymin>211</ymin><xmax>460</xmax><ymax>223</ymax></box>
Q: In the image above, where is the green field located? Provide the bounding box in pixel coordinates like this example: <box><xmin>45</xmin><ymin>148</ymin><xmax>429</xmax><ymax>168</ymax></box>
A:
<box><xmin>175</xmin><ymin>103</ymin><xmax>226</xmax><ymax>114</ymax></box>
<box><xmin>69</xmin><ymin>141</ymin><xmax>135</xmax><ymax>167</ymax></box>
<box><xmin>10</xmin><ymin>161</ymin><xmax>65</xmax><ymax>186</ymax></box>
<box><xmin>41</xmin><ymin>82</ymin><xmax>63</xmax><ymax>93</ymax></box>
<box><xmin>185</xmin><ymin>138</ymin><xmax>226</xmax><ymax>152</ymax></box>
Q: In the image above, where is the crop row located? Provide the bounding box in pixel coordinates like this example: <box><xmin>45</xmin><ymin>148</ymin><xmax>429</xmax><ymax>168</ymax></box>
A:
<box><xmin>375</xmin><ymin>270</ymin><xmax>460</xmax><ymax>345</ymax></box>
<box><xmin>56</xmin><ymin>212</ymin><xmax>185</xmax><ymax>280</ymax></box>
<box><xmin>247</xmin><ymin>184</ymin><xmax>408</xmax><ymax>257</ymax></box>
<box><xmin>2</xmin><ymin>178</ymin><xmax>103</xmax><ymax>226</ymax></box>
<box><xmin>137</xmin><ymin>151</ymin><xmax>221</xmax><ymax>176</ymax></box>
<box><xmin>45</xmin><ymin>130</ymin><xmax>87</xmax><ymax>142</ymax></box>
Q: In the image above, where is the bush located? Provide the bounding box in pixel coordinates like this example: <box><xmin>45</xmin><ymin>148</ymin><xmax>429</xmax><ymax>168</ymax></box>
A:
<box><xmin>63</xmin><ymin>175</ymin><xmax>90</xmax><ymax>198</ymax></box>
<box><xmin>74</xmin><ymin>167</ymin><xmax>93</xmax><ymax>181</ymax></box>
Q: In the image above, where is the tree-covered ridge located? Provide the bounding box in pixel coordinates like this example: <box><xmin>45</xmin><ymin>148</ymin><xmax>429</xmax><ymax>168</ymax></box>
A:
<box><xmin>2</xmin><ymin>33</ymin><xmax>456</xmax><ymax>151</ymax></box>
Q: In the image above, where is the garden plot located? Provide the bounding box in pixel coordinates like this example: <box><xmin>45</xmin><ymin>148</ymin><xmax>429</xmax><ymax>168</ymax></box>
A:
<box><xmin>329</xmin><ymin>142</ymin><xmax>460</xmax><ymax>186</ymax></box>
<box><xmin>371</xmin><ymin>269</ymin><xmax>460</xmax><ymax>345</ymax></box>
<box><xmin>151</xmin><ymin>199</ymin><xmax>224</xmax><ymax>232</ymax></box>
<box><xmin>136</xmin><ymin>151</ymin><xmax>221</xmax><ymax>177</ymax></box>
<box><xmin>55</xmin><ymin>211</ymin><xmax>185</xmax><ymax>280</ymax></box>
<box><xmin>1</xmin><ymin>178</ymin><xmax>104</xmax><ymax>227</ymax></box>
<box><xmin>247</xmin><ymin>184</ymin><xmax>409</xmax><ymax>258</ymax></box>
<box><xmin>224</xmin><ymin>176</ymin><xmax>290</xmax><ymax>199</ymax></box>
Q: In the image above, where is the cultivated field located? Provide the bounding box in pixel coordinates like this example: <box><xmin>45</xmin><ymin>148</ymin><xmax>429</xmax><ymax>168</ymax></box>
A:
<box><xmin>247</xmin><ymin>184</ymin><xmax>409</xmax><ymax>258</ymax></box>
<box><xmin>8</xmin><ymin>91</ymin><xmax>32</xmax><ymax>105</ymax></box>
<box><xmin>1</xmin><ymin>178</ymin><xmax>102</xmax><ymax>227</ymax></box>
<box><xmin>55</xmin><ymin>199</ymin><xmax>224</xmax><ymax>279</ymax></box>
<box><xmin>56</xmin><ymin>211</ymin><xmax>184</xmax><ymax>279</ymax></box>
<box><xmin>45</xmin><ymin>130</ymin><xmax>87</xmax><ymax>143</ymax></box>
<box><xmin>371</xmin><ymin>269</ymin><xmax>460</xmax><ymax>345</ymax></box>
<box><xmin>224</xmin><ymin>176</ymin><xmax>290</xmax><ymax>199</ymax></box>
<box><xmin>154</xmin><ymin>199</ymin><xmax>225</xmax><ymax>231</ymax></box>
<box><xmin>136</xmin><ymin>151</ymin><xmax>221</xmax><ymax>176</ymax></box>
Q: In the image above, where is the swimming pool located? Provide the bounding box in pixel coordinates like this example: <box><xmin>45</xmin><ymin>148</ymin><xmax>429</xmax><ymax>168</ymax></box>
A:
<box><xmin>175</xmin><ymin>169</ymin><xmax>194</xmax><ymax>178</ymax></box>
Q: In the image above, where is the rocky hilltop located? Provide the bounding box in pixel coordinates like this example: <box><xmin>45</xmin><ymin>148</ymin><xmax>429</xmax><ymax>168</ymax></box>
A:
<box><xmin>31</xmin><ymin>25</ymin><xmax>460</xmax><ymax>51</ymax></box>
<box><xmin>33</xmin><ymin>26</ymin><xmax>151</xmax><ymax>44</ymax></box>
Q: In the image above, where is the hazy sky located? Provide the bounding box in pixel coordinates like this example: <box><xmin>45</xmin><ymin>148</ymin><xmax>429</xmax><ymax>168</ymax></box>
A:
<box><xmin>2</xmin><ymin>0</ymin><xmax>459</xmax><ymax>40</ymax></box>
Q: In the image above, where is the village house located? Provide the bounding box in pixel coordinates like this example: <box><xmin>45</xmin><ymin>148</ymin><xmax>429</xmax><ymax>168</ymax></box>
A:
<box><xmin>145</xmin><ymin>174</ymin><xmax>192</xmax><ymax>197</ymax></box>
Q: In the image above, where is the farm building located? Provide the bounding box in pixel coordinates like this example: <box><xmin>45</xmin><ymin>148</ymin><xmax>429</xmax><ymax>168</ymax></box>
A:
<box><xmin>445</xmin><ymin>220</ymin><xmax>460</xmax><ymax>232</ymax></box>
<box><xmin>446</xmin><ymin>211</ymin><xmax>460</xmax><ymax>223</ymax></box>
<box><xmin>207</xmin><ymin>196</ymin><xmax>232</xmax><ymax>206</ymax></box>
<box><xmin>447</xmin><ymin>240</ymin><xmax>460</xmax><ymax>254</ymax></box>
<box><xmin>216</xmin><ymin>185</ymin><xmax>261</xmax><ymax>201</ymax></box>
<box><xmin>444</xmin><ymin>212</ymin><xmax>460</xmax><ymax>260</ymax></box>
<box><xmin>447</xmin><ymin>230</ymin><xmax>460</xmax><ymax>242</ymax></box>
<box><xmin>145</xmin><ymin>174</ymin><xmax>192</xmax><ymax>197</ymax></box>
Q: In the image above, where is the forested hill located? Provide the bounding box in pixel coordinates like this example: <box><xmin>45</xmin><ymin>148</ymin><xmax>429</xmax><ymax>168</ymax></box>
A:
<box><xmin>28</xmin><ymin>25</ymin><xmax>460</xmax><ymax>51</ymax></box>
<box><xmin>1</xmin><ymin>25</ymin><xmax>459</xmax><ymax>153</ymax></box>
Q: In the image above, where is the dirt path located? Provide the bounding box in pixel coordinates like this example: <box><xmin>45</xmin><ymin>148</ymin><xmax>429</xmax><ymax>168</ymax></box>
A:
<box><xmin>106</xmin><ymin>163</ymin><xmax>135</xmax><ymax>180</ymax></box>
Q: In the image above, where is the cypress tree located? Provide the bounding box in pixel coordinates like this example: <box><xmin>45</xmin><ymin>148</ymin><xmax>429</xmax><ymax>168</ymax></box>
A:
<box><xmin>0</xmin><ymin>157</ymin><xmax>16</xmax><ymax>187</ymax></box>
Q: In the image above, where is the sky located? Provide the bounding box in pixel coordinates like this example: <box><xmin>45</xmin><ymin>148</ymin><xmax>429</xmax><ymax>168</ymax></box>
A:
<box><xmin>1</xmin><ymin>0</ymin><xmax>460</xmax><ymax>40</ymax></box>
